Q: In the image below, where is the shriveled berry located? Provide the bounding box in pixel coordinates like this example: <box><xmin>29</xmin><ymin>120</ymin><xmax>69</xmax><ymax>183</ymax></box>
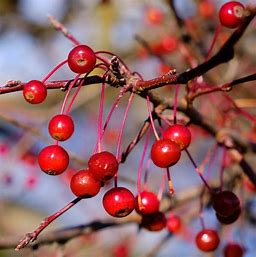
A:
<box><xmin>223</xmin><ymin>242</ymin><xmax>245</xmax><ymax>257</ymax></box>
<box><xmin>48</xmin><ymin>114</ymin><xmax>74</xmax><ymax>141</ymax></box>
<box><xmin>103</xmin><ymin>187</ymin><xmax>135</xmax><ymax>217</ymax></box>
<box><xmin>151</xmin><ymin>139</ymin><xmax>181</xmax><ymax>168</ymax></box>
<box><xmin>88</xmin><ymin>151</ymin><xmax>118</xmax><ymax>182</ymax></box>
<box><xmin>219</xmin><ymin>1</ymin><xmax>245</xmax><ymax>29</ymax></box>
<box><xmin>135</xmin><ymin>191</ymin><xmax>160</xmax><ymax>215</ymax></box>
<box><xmin>23</xmin><ymin>80</ymin><xmax>47</xmax><ymax>104</ymax></box>
<box><xmin>141</xmin><ymin>212</ymin><xmax>167</xmax><ymax>231</ymax></box>
<box><xmin>216</xmin><ymin>207</ymin><xmax>241</xmax><ymax>225</ymax></box>
<box><xmin>68</xmin><ymin>45</ymin><xmax>96</xmax><ymax>74</ymax></box>
<box><xmin>38</xmin><ymin>145</ymin><xmax>69</xmax><ymax>175</ymax></box>
<box><xmin>163</xmin><ymin>124</ymin><xmax>191</xmax><ymax>150</ymax></box>
<box><xmin>212</xmin><ymin>190</ymin><xmax>240</xmax><ymax>217</ymax></box>
<box><xmin>70</xmin><ymin>169</ymin><xmax>101</xmax><ymax>198</ymax></box>
<box><xmin>196</xmin><ymin>229</ymin><xmax>220</xmax><ymax>252</ymax></box>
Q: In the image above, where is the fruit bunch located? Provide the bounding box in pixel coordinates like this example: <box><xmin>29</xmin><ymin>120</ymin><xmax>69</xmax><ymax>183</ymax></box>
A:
<box><xmin>13</xmin><ymin>1</ymin><xmax>254</xmax><ymax>255</ymax></box>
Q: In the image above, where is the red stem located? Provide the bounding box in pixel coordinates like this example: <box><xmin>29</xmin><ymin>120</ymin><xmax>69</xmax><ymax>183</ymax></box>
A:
<box><xmin>15</xmin><ymin>197</ymin><xmax>82</xmax><ymax>250</ymax></box>
<box><xmin>114</xmin><ymin>92</ymin><xmax>135</xmax><ymax>187</ymax></box>
<box><xmin>65</xmin><ymin>75</ymin><xmax>88</xmax><ymax>115</ymax></box>
<box><xmin>146</xmin><ymin>95</ymin><xmax>160</xmax><ymax>140</ymax></box>
<box><xmin>173</xmin><ymin>84</ymin><xmax>181</xmax><ymax>124</ymax></box>
<box><xmin>60</xmin><ymin>74</ymin><xmax>81</xmax><ymax>114</ymax></box>
<box><xmin>137</xmin><ymin>129</ymin><xmax>151</xmax><ymax>201</ymax></box>
<box><xmin>199</xmin><ymin>190</ymin><xmax>206</xmax><ymax>230</ymax></box>
<box><xmin>166</xmin><ymin>167</ymin><xmax>174</xmax><ymax>195</ymax></box>
<box><xmin>98</xmin><ymin>87</ymin><xmax>130</xmax><ymax>148</ymax></box>
<box><xmin>185</xmin><ymin>149</ymin><xmax>212</xmax><ymax>193</ymax></box>
<box><xmin>206</xmin><ymin>25</ymin><xmax>221</xmax><ymax>61</ymax></box>
<box><xmin>143</xmin><ymin>158</ymin><xmax>152</xmax><ymax>191</ymax></box>
<box><xmin>41</xmin><ymin>60</ymin><xmax>68</xmax><ymax>84</ymax></box>
<box><xmin>96</xmin><ymin>83</ymin><xmax>106</xmax><ymax>153</ymax></box>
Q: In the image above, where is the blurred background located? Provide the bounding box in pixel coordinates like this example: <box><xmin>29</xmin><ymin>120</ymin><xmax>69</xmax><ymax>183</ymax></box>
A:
<box><xmin>0</xmin><ymin>0</ymin><xmax>255</xmax><ymax>256</ymax></box>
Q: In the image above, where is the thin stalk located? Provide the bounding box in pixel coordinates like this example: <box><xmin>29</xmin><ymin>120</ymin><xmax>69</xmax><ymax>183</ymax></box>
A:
<box><xmin>114</xmin><ymin>92</ymin><xmax>135</xmax><ymax>187</ymax></box>
<box><xmin>146</xmin><ymin>95</ymin><xmax>160</xmax><ymax>140</ymax></box>
<box><xmin>60</xmin><ymin>74</ymin><xmax>81</xmax><ymax>114</ymax></box>
<box><xmin>137</xmin><ymin>129</ymin><xmax>151</xmax><ymax>210</ymax></box>
<box><xmin>173</xmin><ymin>84</ymin><xmax>181</xmax><ymax>124</ymax></box>
<box><xmin>185</xmin><ymin>149</ymin><xmax>212</xmax><ymax>192</ymax></box>
<box><xmin>97</xmin><ymin>83</ymin><xmax>106</xmax><ymax>153</ymax></box>
<box><xmin>166</xmin><ymin>167</ymin><xmax>174</xmax><ymax>195</ymax></box>
<box><xmin>41</xmin><ymin>60</ymin><xmax>68</xmax><ymax>84</ymax></box>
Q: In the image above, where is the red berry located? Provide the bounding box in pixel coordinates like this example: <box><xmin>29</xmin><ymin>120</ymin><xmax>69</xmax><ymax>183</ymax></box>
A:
<box><xmin>48</xmin><ymin>114</ymin><xmax>74</xmax><ymax>141</ymax></box>
<box><xmin>141</xmin><ymin>212</ymin><xmax>167</xmax><ymax>231</ymax></box>
<box><xmin>151</xmin><ymin>139</ymin><xmax>181</xmax><ymax>168</ymax></box>
<box><xmin>198</xmin><ymin>1</ymin><xmax>215</xmax><ymax>19</ymax></box>
<box><xmin>166</xmin><ymin>214</ymin><xmax>182</xmax><ymax>233</ymax></box>
<box><xmin>163</xmin><ymin>124</ymin><xmax>191</xmax><ymax>150</ymax></box>
<box><xmin>135</xmin><ymin>191</ymin><xmax>160</xmax><ymax>215</ymax></box>
<box><xmin>219</xmin><ymin>1</ymin><xmax>245</xmax><ymax>29</ymax></box>
<box><xmin>212</xmin><ymin>190</ymin><xmax>240</xmax><ymax>217</ymax></box>
<box><xmin>23</xmin><ymin>80</ymin><xmax>47</xmax><ymax>104</ymax></box>
<box><xmin>88</xmin><ymin>151</ymin><xmax>118</xmax><ymax>182</ymax></box>
<box><xmin>196</xmin><ymin>229</ymin><xmax>220</xmax><ymax>252</ymax></box>
<box><xmin>145</xmin><ymin>7</ymin><xmax>164</xmax><ymax>25</ymax></box>
<box><xmin>223</xmin><ymin>242</ymin><xmax>245</xmax><ymax>257</ymax></box>
<box><xmin>216</xmin><ymin>207</ymin><xmax>241</xmax><ymax>225</ymax></box>
<box><xmin>70</xmin><ymin>169</ymin><xmax>101</xmax><ymax>198</ymax></box>
<box><xmin>103</xmin><ymin>187</ymin><xmax>135</xmax><ymax>217</ymax></box>
<box><xmin>38</xmin><ymin>145</ymin><xmax>69</xmax><ymax>175</ymax></box>
<box><xmin>68</xmin><ymin>45</ymin><xmax>96</xmax><ymax>74</ymax></box>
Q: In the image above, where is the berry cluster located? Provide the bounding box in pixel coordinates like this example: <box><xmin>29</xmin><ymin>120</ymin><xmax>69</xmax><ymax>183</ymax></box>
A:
<box><xmin>16</xmin><ymin>1</ymin><xmax>252</xmax><ymax>255</ymax></box>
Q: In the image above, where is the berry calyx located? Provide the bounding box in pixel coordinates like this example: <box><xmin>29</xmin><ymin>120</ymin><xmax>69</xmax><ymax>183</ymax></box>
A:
<box><xmin>166</xmin><ymin>214</ymin><xmax>182</xmax><ymax>233</ymax></box>
<box><xmin>196</xmin><ymin>229</ymin><xmax>220</xmax><ymax>252</ymax></box>
<box><xmin>135</xmin><ymin>191</ymin><xmax>160</xmax><ymax>215</ymax></box>
<box><xmin>163</xmin><ymin>124</ymin><xmax>191</xmax><ymax>150</ymax></box>
<box><xmin>23</xmin><ymin>80</ymin><xmax>47</xmax><ymax>104</ymax></box>
<box><xmin>223</xmin><ymin>242</ymin><xmax>245</xmax><ymax>257</ymax></box>
<box><xmin>48</xmin><ymin>114</ymin><xmax>74</xmax><ymax>141</ymax></box>
<box><xmin>88</xmin><ymin>151</ymin><xmax>118</xmax><ymax>182</ymax></box>
<box><xmin>68</xmin><ymin>45</ymin><xmax>96</xmax><ymax>74</ymax></box>
<box><xmin>151</xmin><ymin>139</ymin><xmax>181</xmax><ymax>168</ymax></box>
<box><xmin>219</xmin><ymin>1</ymin><xmax>245</xmax><ymax>29</ymax></box>
<box><xmin>70</xmin><ymin>169</ymin><xmax>101</xmax><ymax>198</ymax></box>
<box><xmin>212</xmin><ymin>190</ymin><xmax>240</xmax><ymax>217</ymax></box>
<box><xmin>38</xmin><ymin>145</ymin><xmax>69</xmax><ymax>175</ymax></box>
<box><xmin>103</xmin><ymin>187</ymin><xmax>135</xmax><ymax>218</ymax></box>
<box><xmin>141</xmin><ymin>212</ymin><xmax>167</xmax><ymax>231</ymax></box>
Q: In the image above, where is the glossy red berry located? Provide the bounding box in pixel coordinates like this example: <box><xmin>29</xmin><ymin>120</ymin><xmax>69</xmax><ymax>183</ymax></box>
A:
<box><xmin>38</xmin><ymin>145</ymin><xmax>69</xmax><ymax>175</ymax></box>
<box><xmin>196</xmin><ymin>229</ymin><xmax>220</xmax><ymax>252</ymax></box>
<box><xmin>141</xmin><ymin>212</ymin><xmax>167</xmax><ymax>231</ymax></box>
<box><xmin>212</xmin><ymin>190</ymin><xmax>240</xmax><ymax>217</ymax></box>
<box><xmin>216</xmin><ymin>207</ymin><xmax>241</xmax><ymax>225</ymax></box>
<box><xmin>23</xmin><ymin>80</ymin><xmax>47</xmax><ymax>104</ymax></box>
<box><xmin>223</xmin><ymin>242</ymin><xmax>245</xmax><ymax>257</ymax></box>
<box><xmin>70</xmin><ymin>169</ymin><xmax>101</xmax><ymax>198</ymax></box>
<box><xmin>103</xmin><ymin>187</ymin><xmax>135</xmax><ymax>217</ymax></box>
<box><xmin>68</xmin><ymin>45</ymin><xmax>96</xmax><ymax>74</ymax></box>
<box><xmin>48</xmin><ymin>114</ymin><xmax>74</xmax><ymax>141</ymax></box>
<box><xmin>135</xmin><ymin>191</ymin><xmax>160</xmax><ymax>215</ymax></box>
<box><xmin>163</xmin><ymin>124</ymin><xmax>191</xmax><ymax>150</ymax></box>
<box><xmin>88</xmin><ymin>151</ymin><xmax>118</xmax><ymax>182</ymax></box>
<box><xmin>151</xmin><ymin>139</ymin><xmax>181</xmax><ymax>168</ymax></box>
<box><xmin>166</xmin><ymin>214</ymin><xmax>182</xmax><ymax>233</ymax></box>
<box><xmin>219</xmin><ymin>1</ymin><xmax>245</xmax><ymax>29</ymax></box>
